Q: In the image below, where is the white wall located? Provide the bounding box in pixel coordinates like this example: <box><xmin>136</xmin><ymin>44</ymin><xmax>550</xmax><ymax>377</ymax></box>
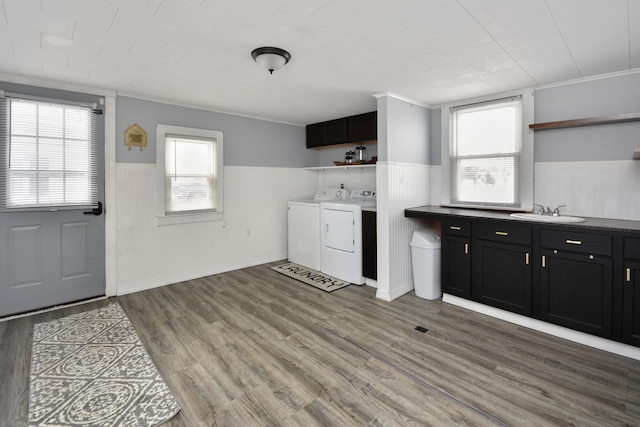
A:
<box><xmin>375</xmin><ymin>94</ymin><xmax>432</xmax><ymax>301</ymax></box>
<box><xmin>317</xmin><ymin>166</ymin><xmax>377</xmax><ymax>191</ymax></box>
<box><xmin>115</xmin><ymin>164</ymin><xmax>317</xmax><ymax>294</ymax></box>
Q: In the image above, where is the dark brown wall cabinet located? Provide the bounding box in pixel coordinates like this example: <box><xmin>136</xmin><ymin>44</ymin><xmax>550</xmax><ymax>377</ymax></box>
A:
<box><xmin>306</xmin><ymin>111</ymin><xmax>377</xmax><ymax>148</ymax></box>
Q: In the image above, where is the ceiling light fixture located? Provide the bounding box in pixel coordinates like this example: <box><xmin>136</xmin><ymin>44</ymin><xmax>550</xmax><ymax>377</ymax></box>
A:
<box><xmin>251</xmin><ymin>47</ymin><xmax>291</xmax><ymax>74</ymax></box>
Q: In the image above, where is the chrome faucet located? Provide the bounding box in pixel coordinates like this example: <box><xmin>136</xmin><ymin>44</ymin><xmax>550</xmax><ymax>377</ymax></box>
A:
<box><xmin>534</xmin><ymin>204</ymin><xmax>565</xmax><ymax>216</ymax></box>
<box><xmin>534</xmin><ymin>204</ymin><xmax>551</xmax><ymax>215</ymax></box>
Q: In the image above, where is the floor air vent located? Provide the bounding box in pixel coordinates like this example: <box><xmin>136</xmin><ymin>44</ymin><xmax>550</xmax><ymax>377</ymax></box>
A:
<box><xmin>414</xmin><ymin>326</ymin><xmax>428</xmax><ymax>333</ymax></box>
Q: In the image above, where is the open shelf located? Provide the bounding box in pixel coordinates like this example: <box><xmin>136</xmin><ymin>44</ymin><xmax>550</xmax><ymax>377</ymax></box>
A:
<box><xmin>304</xmin><ymin>164</ymin><xmax>377</xmax><ymax>170</ymax></box>
<box><xmin>529</xmin><ymin>112</ymin><xmax>640</xmax><ymax>131</ymax></box>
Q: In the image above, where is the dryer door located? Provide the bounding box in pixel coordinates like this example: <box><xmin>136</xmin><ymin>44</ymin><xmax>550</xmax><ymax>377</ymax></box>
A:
<box><xmin>322</xmin><ymin>208</ymin><xmax>355</xmax><ymax>253</ymax></box>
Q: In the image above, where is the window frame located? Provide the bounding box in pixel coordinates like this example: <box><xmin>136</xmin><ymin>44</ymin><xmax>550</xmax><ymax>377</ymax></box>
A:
<box><xmin>155</xmin><ymin>124</ymin><xmax>223</xmax><ymax>226</ymax></box>
<box><xmin>440</xmin><ymin>90</ymin><xmax>534</xmax><ymax>212</ymax></box>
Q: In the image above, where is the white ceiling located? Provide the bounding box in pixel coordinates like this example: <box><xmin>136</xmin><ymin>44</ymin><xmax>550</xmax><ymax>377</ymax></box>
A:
<box><xmin>1</xmin><ymin>0</ymin><xmax>638</xmax><ymax>125</ymax></box>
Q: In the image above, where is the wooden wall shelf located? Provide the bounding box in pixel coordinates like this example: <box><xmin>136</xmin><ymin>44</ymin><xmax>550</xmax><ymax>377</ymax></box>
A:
<box><xmin>529</xmin><ymin>112</ymin><xmax>640</xmax><ymax>131</ymax></box>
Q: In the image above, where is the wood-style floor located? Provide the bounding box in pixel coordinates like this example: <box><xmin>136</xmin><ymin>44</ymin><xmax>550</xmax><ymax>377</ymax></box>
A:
<box><xmin>2</xmin><ymin>262</ymin><xmax>639</xmax><ymax>426</ymax></box>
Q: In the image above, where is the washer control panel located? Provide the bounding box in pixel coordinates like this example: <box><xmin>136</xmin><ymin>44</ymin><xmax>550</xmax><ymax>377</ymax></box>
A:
<box><xmin>314</xmin><ymin>188</ymin><xmax>348</xmax><ymax>201</ymax></box>
<box><xmin>350</xmin><ymin>190</ymin><xmax>376</xmax><ymax>200</ymax></box>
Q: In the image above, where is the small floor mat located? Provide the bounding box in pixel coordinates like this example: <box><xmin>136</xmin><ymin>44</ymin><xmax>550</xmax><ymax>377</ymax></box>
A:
<box><xmin>271</xmin><ymin>263</ymin><xmax>351</xmax><ymax>292</ymax></box>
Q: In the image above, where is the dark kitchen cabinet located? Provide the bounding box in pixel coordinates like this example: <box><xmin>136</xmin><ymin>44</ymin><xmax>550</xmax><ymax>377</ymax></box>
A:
<box><xmin>306</xmin><ymin>117</ymin><xmax>348</xmax><ymax>148</ymax></box>
<box><xmin>348</xmin><ymin>111</ymin><xmax>377</xmax><ymax>143</ymax></box>
<box><xmin>623</xmin><ymin>237</ymin><xmax>640</xmax><ymax>346</ymax></box>
<box><xmin>404</xmin><ymin>205</ymin><xmax>640</xmax><ymax>348</ymax></box>
<box><xmin>441</xmin><ymin>219</ymin><xmax>471</xmax><ymax>298</ymax></box>
<box><xmin>325</xmin><ymin>118</ymin><xmax>348</xmax><ymax>146</ymax></box>
<box><xmin>306</xmin><ymin>111</ymin><xmax>377</xmax><ymax>148</ymax></box>
<box><xmin>540</xmin><ymin>229</ymin><xmax>613</xmax><ymax>338</ymax></box>
<box><xmin>362</xmin><ymin>210</ymin><xmax>377</xmax><ymax>280</ymax></box>
<box><xmin>475</xmin><ymin>221</ymin><xmax>532</xmax><ymax>315</ymax></box>
<box><xmin>305</xmin><ymin>123</ymin><xmax>326</xmax><ymax>148</ymax></box>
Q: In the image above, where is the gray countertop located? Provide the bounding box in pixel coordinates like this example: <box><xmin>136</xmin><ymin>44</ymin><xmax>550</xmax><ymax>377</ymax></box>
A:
<box><xmin>405</xmin><ymin>205</ymin><xmax>640</xmax><ymax>233</ymax></box>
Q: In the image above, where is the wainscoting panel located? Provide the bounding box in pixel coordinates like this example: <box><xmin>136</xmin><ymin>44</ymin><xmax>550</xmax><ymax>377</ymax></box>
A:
<box><xmin>432</xmin><ymin>161</ymin><xmax>639</xmax><ymax>221</ymax></box>
<box><xmin>376</xmin><ymin>161</ymin><xmax>431</xmax><ymax>301</ymax></box>
<box><xmin>534</xmin><ymin>160</ymin><xmax>640</xmax><ymax>220</ymax></box>
<box><xmin>115</xmin><ymin>164</ymin><xmax>318</xmax><ymax>295</ymax></box>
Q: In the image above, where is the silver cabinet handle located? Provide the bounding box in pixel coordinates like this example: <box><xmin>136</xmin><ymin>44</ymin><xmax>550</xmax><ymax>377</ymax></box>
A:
<box><xmin>565</xmin><ymin>239</ymin><xmax>582</xmax><ymax>245</ymax></box>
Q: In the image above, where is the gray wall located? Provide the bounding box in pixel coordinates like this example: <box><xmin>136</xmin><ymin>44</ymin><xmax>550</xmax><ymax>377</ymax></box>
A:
<box><xmin>429</xmin><ymin>72</ymin><xmax>640</xmax><ymax>164</ymax></box>
<box><xmin>533</xmin><ymin>73</ymin><xmax>640</xmax><ymax>162</ymax></box>
<box><xmin>116</xmin><ymin>96</ymin><xmax>315</xmax><ymax>167</ymax></box>
<box><xmin>429</xmin><ymin>108</ymin><xmax>441</xmax><ymax>166</ymax></box>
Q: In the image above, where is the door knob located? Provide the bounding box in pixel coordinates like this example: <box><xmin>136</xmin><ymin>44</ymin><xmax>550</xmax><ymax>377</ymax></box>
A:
<box><xmin>84</xmin><ymin>201</ymin><xmax>103</xmax><ymax>216</ymax></box>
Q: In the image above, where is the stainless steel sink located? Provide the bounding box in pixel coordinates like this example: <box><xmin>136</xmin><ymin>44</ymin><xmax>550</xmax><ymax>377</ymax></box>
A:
<box><xmin>510</xmin><ymin>212</ymin><xmax>585</xmax><ymax>223</ymax></box>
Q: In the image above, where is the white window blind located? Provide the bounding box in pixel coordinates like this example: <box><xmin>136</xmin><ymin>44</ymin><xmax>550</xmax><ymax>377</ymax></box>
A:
<box><xmin>165</xmin><ymin>135</ymin><xmax>217</xmax><ymax>214</ymax></box>
<box><xmin>0</xmin><ymin>96</ymin><xmax>99</xmax><ymax>211</ymax></box>
<box><xmin>450</xmin><ymin>96</ymin><xmax>523</xmax><ymax>208</ymax></box>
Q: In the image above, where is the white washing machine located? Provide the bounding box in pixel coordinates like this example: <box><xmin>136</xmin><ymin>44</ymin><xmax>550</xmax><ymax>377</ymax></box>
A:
<box><xmin>321</xmin><ymin>190</ymin><xmax>376</xmax><ymax>284</ymax></box>
<box><xmin>288</xmin><ymin>188</ymin><xmax>347</xmax><ymax>270</ymax></box>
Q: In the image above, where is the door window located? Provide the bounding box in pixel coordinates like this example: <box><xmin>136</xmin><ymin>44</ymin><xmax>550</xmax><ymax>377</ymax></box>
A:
<box><xmin>0</xmin><ymin>96</ymin><xmax>99</xmax><ymax>211</ymax></box>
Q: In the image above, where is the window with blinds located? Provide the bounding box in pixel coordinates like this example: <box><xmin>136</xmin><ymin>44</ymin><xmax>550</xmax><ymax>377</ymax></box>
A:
<box><xmin>0</xmin><ymin>96</ymin><xmax>99</xmax><ymax>211</ymax></box>
<box><xmin>449</xmin><ymin>96</ymin><xmax>523</xmax><ymax>207</ymax></box>
<box><xmin>155</xmin><ymin>124</ymin><xmax>223</xmax><ymax>225</ymax></box>
<box><xmin>165</xmin><ymin>135</ymin><xmax>217</xmax><ymax>214</ymax></box>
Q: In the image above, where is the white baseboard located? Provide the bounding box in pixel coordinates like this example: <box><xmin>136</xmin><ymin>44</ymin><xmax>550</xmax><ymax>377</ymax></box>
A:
<box><xmin>116</xmin><ymin>257</ymin><xmax>284</xmax><ymax>296</ymax></box>
<box><xmin>443</xmin><ymin>294</ymin><xmax>640</xmax><ymax>361</ymax></box>
<box><xmin>376</xmin><ymin>281</ymin><xmax>414</xmax><ymax>301</ymax></box>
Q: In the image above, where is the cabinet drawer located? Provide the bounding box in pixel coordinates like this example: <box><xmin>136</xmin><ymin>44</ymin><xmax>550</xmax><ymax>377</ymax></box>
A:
<box><xmin>625</xmin><ymin>237</ymin><xmax>640</xmax><ymax>260</ymax></box>
<box><xmin>477</xmin><ymin>222</ymin><xmax>531</xmax><ymax>245</ymax></box>
<box><xmin>541</xmin><ymin>229</ymin><xmax>612</xmax><ymax>256</ymax></box>
<box><xmin>442</xmin><ymin>219</ymin><xmax>470</xmax><ymax>237</ymax></box>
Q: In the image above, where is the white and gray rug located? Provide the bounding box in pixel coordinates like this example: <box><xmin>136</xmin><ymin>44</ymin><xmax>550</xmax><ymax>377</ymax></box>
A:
<box><xmin>271</xmin><ymin>262</ymin><xmax>351</xmax><ymax>292</ymax></box>
<box><xmin>28</xmin><ymin>302</ymin><xmax>180</xmax><ymax>427</ymax></box>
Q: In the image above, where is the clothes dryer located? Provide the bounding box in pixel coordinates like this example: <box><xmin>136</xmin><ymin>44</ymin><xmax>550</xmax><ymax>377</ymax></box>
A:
<box><xmin>320</xmin><ymin>190</ymin><xmax>376</xmax><ymax>284</ymax></box>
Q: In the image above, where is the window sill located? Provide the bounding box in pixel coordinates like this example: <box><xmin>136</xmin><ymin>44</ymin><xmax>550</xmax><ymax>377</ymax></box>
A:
<box><xmin>156</xmin><ymin>211</ymin><xmax>223</xmax><ymax>226</ymax></box>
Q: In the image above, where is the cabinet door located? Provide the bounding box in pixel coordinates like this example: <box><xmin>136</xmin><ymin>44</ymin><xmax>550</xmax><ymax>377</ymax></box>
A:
<box><xmin>476</xmin><ymin>241</ymin><xmax>532</xmax><ymax>315</ymax></box>
<box><xmin>325</xmin><ymin>118</ymin><xmax>348</xmax><ymax>145</ymax></box>
<box><xmin>541</xmin><ymin>250</ymin><xmax>613</xmax><ymax>338</ymax></box>
<box><xmin>362</xmin><ymin>211</ymin><xmax>377</xmax><ymax>280</ymax></box>
<box><xmin>306</xmin><ymin>122</ymin><xmax>326</xmax><ymax>148</ymax></box>
<box><xmin>623</xmin><ymin>261</ymin><xmax>640</xmax><ymax>346</ymax></box>
<box><xmin>348</xmin><ymin>112</ymin><xmax>377</xmax><ymax>143</ymax></box>
<box><xmin>441</xmin><ymin>236</ymin><xmax>471</xmax><ymax>298</ymax></box>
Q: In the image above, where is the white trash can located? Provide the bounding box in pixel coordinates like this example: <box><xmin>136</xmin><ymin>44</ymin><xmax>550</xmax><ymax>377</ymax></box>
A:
<box><xmin>410</xmin><ymin>229</ymin><xmax>442</xmax><ymax>300</ymax></box>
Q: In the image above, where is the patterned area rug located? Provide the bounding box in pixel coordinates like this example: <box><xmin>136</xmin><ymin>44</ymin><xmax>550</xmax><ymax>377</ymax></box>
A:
<box><xmin>28</xmin><ymin>303</ymin><xmax>180</xmax><ymax>427</ymax></box>
<box><xmin>271</xmin><ymin>262</ymin><xmax>351</xmax><ymax>292</ymax></box>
